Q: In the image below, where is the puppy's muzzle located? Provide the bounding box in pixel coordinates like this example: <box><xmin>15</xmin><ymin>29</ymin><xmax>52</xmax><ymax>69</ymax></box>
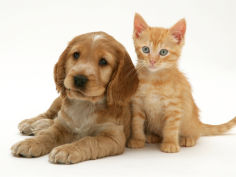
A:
<box><xmin>74</xmin><ymin>75</ymin><xmax>88</xmax><ymax>88</ymax></box>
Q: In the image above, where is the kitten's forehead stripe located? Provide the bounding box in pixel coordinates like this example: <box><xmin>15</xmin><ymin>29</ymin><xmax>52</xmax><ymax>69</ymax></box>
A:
<box><xmin>149</xmin><ymin>28</ymin><xmax>168</xmax><ymax>47</ymax></box>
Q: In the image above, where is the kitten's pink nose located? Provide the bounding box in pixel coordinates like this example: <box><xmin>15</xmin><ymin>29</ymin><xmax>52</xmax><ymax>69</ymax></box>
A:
<box><xmin>150</xmin><ymin>60</ymin><xmax>156</xmax><ymax>65</ymax></box>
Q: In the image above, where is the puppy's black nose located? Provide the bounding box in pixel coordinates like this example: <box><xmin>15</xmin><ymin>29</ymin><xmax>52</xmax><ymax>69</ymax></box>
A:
<box><xmin>74</xmin><ymin>75</ymin><xmax>88</xmax><ymax>88</ymax></box>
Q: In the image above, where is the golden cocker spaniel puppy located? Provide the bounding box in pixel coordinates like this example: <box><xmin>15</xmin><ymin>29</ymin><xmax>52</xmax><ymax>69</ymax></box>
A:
<box><xmin>11</xmin><ymin>32</ymin><xmax>138</xmax><ymax>164</ymax></box>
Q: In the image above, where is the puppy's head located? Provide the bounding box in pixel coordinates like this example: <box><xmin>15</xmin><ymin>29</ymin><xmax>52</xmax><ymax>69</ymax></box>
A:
<box><xmin>54</xmin><ymin>32</ymin><xmax>138</xmax><ymax>105</ymax></box>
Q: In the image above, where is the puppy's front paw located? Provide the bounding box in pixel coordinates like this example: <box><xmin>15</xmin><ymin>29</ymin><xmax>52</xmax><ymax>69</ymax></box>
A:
<box><xmin>11</xmin><ymin>139</ymin><xmax>47</xmax><ymax>157</ymax></box>
<box><xmin>18</xmin><ymin>118</ymin><xmax>53</xmax><ymax>136</ymax></box>
<box><xmin>18</xmin><ymin>119</ymin><xmax>34</xmax><ymax>135</ymax></box>
<box><xmin>49</xmin><ymin>144</ymin><xmax>81</xmax><ymax>164</ymax></box>
<box><xmin>127</xmin><ymin>138</ymin><xmax>145</xmax><ymax>149</ymax></box>
<box><xmin>160</xmin><ymin>142</ymin><xmax>180</xmax><ymax>153</ymax></box>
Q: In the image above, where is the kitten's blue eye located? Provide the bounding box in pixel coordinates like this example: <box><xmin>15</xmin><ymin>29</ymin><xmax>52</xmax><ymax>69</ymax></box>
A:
<box><xmin>142</xmin><ymin>46</ymin><xmax>150</xmax><ymax>53</ymax></box>
<box><xmin>159</xmin><ymin>49</ymin><xmax>168</xmax><ymax>56</ymax></box>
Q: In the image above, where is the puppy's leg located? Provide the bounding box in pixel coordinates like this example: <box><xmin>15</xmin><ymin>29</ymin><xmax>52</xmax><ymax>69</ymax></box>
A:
<box><xmin>12</xmin><ymin>120</ymin><xmax>73</xmax><ymax>158</ymax></box>
<box><xmin>127</xmin><ymin>100</ymin><xmax>146</xmax><ymax>148</ymax></box>
<box><xmin>49</xmin><ymin>123</ymin><xmax>125</xmax><ymax>164</ymax></box>
<box><xmin>18</xmin><ymin>97</ymin><xmax>61</xmax><ymax>135</ymax></box>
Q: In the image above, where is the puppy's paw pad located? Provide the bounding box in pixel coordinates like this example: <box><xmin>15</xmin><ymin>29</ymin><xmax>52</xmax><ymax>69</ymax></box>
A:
<box><xmin>18</xmin><ymin>119</ymin><xmax>32</xmax><ymax>135</ymax></box>
<box><xmin>31</xmin><ymin>119</ymin><xmax>53</xmax><ymax>132</ymax></box>
<box><xmin>18</xmin><ymin>118</ymin><xmax>53</xmax><ymax>136</ymax></box>
<box><xmin>160</xmin><ymin>142</ymin><xmax>180</xmax><ymax>153</ymax></box>
<box><xmin>127</xmin><ymin>139</ymin><xmax>145</xmax><ymax>149</ymax></box>
<box><xmin>49</xmin><ymin>145</ymin><xmax>80</xmax><ymax>164</ymax></box>
<box><xmin>180</xmin><ymin>137</ymin><xmax>197</xmax><ymax>147</ymax></box>
<box><xmin>11</xmin><ymin>139</ymin><xmax>44</xmax><ymax>157</ymax></box>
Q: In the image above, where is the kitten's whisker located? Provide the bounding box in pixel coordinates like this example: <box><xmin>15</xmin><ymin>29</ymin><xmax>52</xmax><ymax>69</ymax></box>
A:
<box><xmin>128</xmin><ymin>63</ymin><xmax>144</xmax><ymax>76</ymax></box>
<box><xmin>125</xmin><ymin>63</ymin><xmax>145</xmax><ymax>81</ymax></box>
<box><xmin>126</xmin><ymin>64</ymin><xmax>143</xmax><ymax>77</ymax></box>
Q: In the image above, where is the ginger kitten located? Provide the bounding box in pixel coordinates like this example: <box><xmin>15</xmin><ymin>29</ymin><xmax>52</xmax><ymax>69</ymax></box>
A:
<box><xmin>128</xmin><ymin>13</ymin><xmax>236</xmax><ymax>153</ymax></box>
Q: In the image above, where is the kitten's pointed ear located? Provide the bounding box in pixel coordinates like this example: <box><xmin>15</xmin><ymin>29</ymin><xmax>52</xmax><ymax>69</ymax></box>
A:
<box><xmin>134</xmin><ymin>13</ymin><xmax>148</xmax><ymax>38</ymax></box>
<box><xmin>169</xmin><ymin>18</ymin><xmax>186</xmax><ymax>43</ymax></box>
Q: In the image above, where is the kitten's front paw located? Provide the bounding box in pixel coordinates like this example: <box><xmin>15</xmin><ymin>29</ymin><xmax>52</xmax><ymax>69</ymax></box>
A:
<box><xmin>127</xmin><ymin>138</ymin><xmax>145</xmax><ymax>149</ymax></box>
<box><xmin>11</xmin><ymin>139</ymin><xmax>48</xmax><ymax>157</ymax></box>
<box><xmin>160</xmin><ymin>142</ymin><xmax>180</xmax><ymax>153</ymax></box>
<box><xmin>18</xmin><ymin>118</ymin><xmax>53</xmax><ymax>136</ymax></box>
<box><xmin>49</xmin><ymin>144</ymin><xmax>81</xmax><ymax>164</ymax></box>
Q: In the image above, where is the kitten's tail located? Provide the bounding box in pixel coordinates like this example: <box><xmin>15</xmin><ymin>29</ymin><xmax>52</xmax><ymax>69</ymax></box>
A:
<box><xmin>200</xmin><ymin>117</ymin><xmax>236</xmax><ymax>136</ymax></box>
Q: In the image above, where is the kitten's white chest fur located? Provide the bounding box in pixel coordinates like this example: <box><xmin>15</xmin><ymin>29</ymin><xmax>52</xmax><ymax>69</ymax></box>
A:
<box><xmin>144</xmin><ymin>93</ymin><xmax>163</xmax><ymax>118</ymax></box>
<box><xmin>137</xmin><ymin>83</ymin><xmax>165</xmax><ymax>133</ymax></box>
<box><xmin>138</xmin><ymin>83</ymin><xmax>163</xmax><ymax>116</ymax></box>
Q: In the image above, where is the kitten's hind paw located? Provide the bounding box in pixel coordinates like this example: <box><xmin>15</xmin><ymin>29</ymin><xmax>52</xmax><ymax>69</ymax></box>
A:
<box><xmin>180</xmin><ymin>136</ymin><xmax>197</xmax><ymax>147</ymax></box>
<box><xmin>127</xmin><ymin>138</ymin><xmax>145</xmax><ymax>149</ymax></box>
<box><xmin>146</xmin><ymin>134</ymin><xmax>162</xmax><ymax>144</ymax></box>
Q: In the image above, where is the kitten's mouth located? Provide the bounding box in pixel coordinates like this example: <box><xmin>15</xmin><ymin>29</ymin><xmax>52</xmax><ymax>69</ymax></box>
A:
<box><xmin>149</xmin><ymin>65</ymin><xmax>156</xmax><ymax>68</ymax></box>
<box><xmin>149</xmin><ymin>64</ymin><xmax>157</xmax><ymax>69</ymax></box>
<box><xmin>147</xmin><ymin>65</ymin><xmax>159</xmax><ymax>72</ymax></box>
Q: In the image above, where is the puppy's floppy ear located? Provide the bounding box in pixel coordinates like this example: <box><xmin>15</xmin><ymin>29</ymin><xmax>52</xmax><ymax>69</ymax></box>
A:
<box><xmin>54</xmin><ymin>46</ymin><xmax>69</xmax><ymax>97</ymax></box>
<box><xmin>107</xmin><ymin>49</ymin><xmax>139</xmax><ymax>106</ymax></box>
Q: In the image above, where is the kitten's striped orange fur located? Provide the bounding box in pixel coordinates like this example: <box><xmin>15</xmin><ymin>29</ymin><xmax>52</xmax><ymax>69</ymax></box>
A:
<box><xmin>128</xmin><ymin>13</ymin><xmax>236</xmax><ymax>153</ymax></box>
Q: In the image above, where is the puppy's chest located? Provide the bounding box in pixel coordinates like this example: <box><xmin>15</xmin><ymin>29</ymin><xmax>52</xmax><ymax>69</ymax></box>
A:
<box><xmin>62</xmin><ymin>100</ymin><xmax>98</xmax><ymax>137</ymax></box>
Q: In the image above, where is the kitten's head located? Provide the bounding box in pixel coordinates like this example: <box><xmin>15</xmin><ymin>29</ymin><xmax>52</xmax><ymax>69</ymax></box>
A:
<box><xmin>133</xmin><ymin>13</ymin><xmax>186</xmax><ymax>72</ymax></box>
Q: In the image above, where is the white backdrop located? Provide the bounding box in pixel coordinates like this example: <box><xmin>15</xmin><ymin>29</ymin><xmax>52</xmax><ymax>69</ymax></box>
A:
<box><xmin>0</xmin><ymin>0</ymin><xmax>236</xmax><ymax>177</ymax></box>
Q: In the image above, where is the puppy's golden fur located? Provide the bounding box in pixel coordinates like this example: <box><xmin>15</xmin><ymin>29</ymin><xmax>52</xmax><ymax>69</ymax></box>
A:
<box><xmin>12</xmin><ymin>32</ymin><xmax>138</xmax><ymax>164</ymax></box>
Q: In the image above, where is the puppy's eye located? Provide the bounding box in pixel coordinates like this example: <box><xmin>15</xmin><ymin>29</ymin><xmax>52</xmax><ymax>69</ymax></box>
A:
<box><xmin>99</xmin><ymin>58</ymin><xmax>108</xmax><ymax>66</ymax></box>
<box><xmin>142</xmin><ymin>46</ymin><xmax>150</xmax><ymax>53</ymax></box>
<box><xmin>159</xmin><ymin>49</ymin><xmax>168</xmax><ymax>56</ymax></box>
<box><xmin>73</xmin><ymin>52</ymin><xmax>80</xmax><ymax>59</ymax></box>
